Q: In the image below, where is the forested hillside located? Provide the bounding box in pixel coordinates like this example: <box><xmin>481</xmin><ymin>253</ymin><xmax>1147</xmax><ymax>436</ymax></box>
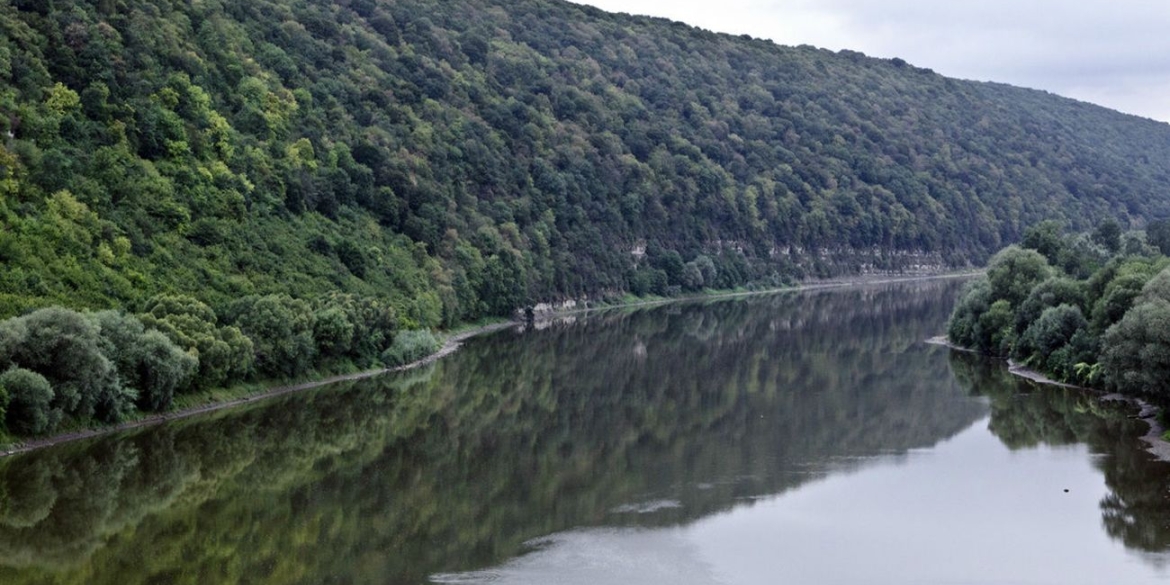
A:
<box><xmin>4</xmin><ymin>0</ymin><xmax>1170</xmax><ymax>322</ymax></box>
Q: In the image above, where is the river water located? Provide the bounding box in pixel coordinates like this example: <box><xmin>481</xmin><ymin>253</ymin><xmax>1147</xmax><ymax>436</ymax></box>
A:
<box><xmin>0</xmin><ymin>278</ymin><xmax>1168</xmax><ymax>584</ymax></box>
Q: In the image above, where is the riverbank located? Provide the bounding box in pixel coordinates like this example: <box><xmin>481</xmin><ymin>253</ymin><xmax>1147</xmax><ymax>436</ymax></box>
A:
<box><xmin>926</xmin><ymin>335</ymin><xmax>1170</xmax><ymax>463</ymax></box>
<box><xmin>0</xmin><ymin>321</ymin><xmax>518</xmax><ymax>458</ymax></box>
<box><xmin>0</xmin><ymin>272</ymin><xmax>977</xmax><ymax>459</ymax></box>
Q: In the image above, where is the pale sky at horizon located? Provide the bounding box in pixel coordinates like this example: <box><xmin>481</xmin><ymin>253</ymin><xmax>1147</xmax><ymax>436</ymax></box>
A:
<box><xmin>570</xmin><ymin>0</ymin><xmax>1170</xmax><ymax>123</ymax></box>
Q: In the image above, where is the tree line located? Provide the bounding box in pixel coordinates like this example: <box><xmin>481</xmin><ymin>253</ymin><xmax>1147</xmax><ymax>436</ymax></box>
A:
<box><xmin>0</xmin><ymin>291</ymin><xmax>435</xmax><ymax>436</ymax></box>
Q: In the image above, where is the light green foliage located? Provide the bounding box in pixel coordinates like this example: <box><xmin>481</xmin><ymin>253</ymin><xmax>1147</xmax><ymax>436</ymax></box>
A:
<box><xmin>380</xmin><ymin>329</ymin><xmax>440</xmax><ymax>368</ymax></box>
<box><xmin>0</xmin><ymin>368</ymin><xmax>56</xmax><ymax>436</ymax></box>
<box><xmin>140</xmin><ymin>294</ymin><xmax>253</xmax><ymax>391</ymax></box>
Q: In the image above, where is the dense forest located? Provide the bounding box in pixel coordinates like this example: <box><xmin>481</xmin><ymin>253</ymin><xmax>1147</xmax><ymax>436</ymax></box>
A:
<box><xmin>948</xmin><ymin>218</ymin><xmax>1170</xmax><ymax>402</ymax></box>
<box><xmin>5</xmin><ymin>0</ymin><xmax>1170</xmax><ymax>435</ymax></box>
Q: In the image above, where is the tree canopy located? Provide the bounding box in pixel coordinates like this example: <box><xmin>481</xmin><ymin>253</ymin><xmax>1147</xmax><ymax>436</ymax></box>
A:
<box><xmin>2</xmin><ymin>0</ymin><xmax>1170</xmax><ymax>325</ymax></box>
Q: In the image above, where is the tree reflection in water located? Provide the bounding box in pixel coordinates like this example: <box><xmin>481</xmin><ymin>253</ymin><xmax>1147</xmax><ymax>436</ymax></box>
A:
<box><xmin>0</xmin><ymin>279</ymin><xmax>1165</xmax><ymax>583</ymax></box>
<box><xmin>949</xmin><ymin>352</ymin><xmax>1170</xmax><ymax>564</ymax></box>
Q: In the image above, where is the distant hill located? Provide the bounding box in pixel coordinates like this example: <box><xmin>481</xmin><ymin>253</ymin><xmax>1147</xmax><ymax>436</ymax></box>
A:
<box><xmin>3</xmin><ymin>0</ymin><xmax>1170</xmax><ymax>323</ymax></box>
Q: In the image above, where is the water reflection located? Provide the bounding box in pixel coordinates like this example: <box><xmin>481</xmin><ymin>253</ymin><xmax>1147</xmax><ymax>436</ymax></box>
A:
<box><xmin>0</xmin><ymin>279</ymin><xmax>1164</xmax><ymax>584</ymax></box>
<box><xmin>949</xmin><ymin>353</ymin><xmax>1170</xmax><ymax>563</ymax></box>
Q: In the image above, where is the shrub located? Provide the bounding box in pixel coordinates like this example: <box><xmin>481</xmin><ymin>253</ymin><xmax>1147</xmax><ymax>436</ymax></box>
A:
<box><xmin>0</xmin><ymin>368</ymin><xmax>58</xmax><ymax>436</ymax></box>
<box><xmin>380</xmin><ymin>329</ymin><xmax>440</xmax><ymax>368</ymax></box>
<box><xmin>227</xmin><ymin>294</ymin><xmax>316</xmax><ymax>377</ymax></box>
<box><xmin>132</xmin><ymin>330</ymin><xmax>198</xmax><ymax>411</ymax></box>
<box><xmin>141</xmin><ymin>294</ymin><xmax>254</xmax><ymax>389</ymax></box>
<box><xmin>947</xmin><ymin>277</ymin><xmax>990</xmax><ymax>349</ymax></box>
<box><xmin>0</xmin><ymin>307</ymin><xmax>118</xmax><ymax>421</ymax></box>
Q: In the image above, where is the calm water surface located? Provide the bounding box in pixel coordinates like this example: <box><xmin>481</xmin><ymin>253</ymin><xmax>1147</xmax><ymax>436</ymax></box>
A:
<box><xmin>1</xmin><ymin>279</ymin><xmax>1169</xmax><ymax>584</ymax></box>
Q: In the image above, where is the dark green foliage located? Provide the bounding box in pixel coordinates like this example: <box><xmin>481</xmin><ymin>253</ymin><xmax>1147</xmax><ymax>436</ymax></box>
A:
<box><xmin>980</xmin><ymin>300</ymin><xmax>1016</xmax><ymax>357</ymax></box>
<box><xmin>89</xmin><ymin>310</ymin><xmax>195</xmax><ymax>413</ymax></box>
<box><xmin>0</xmin><ymin>368</ymin><xmax>56</xmax><ymax>436</ymax></box>
<box><xmin>1147</xmin><ymin>219</ymin><xmax>1170</xmax><ymax>256</ymax></box>
<box><xmin>1137</xmin><ymin>266</ymin><xmax>1170</xmax><ymax>304</ymax></box>
<box><xmin>0</xmin><ymin>307</ymin><xmax>125</xmax><ymax>423</ymax></box>
<box><xmin>227</xmin><ymin>295</ymin><xmax>317</xmax><ymax>378</ymax></box>
<box><xmin>380</xmin><ymin>329</ymin><xmax>440</xmax><ymax>368</ymax></box>
<box><xmin>950</xmin><ymin>228</ymin><xmax>1170</xmax><ymax>391</ymax></box>
<box><xmin>1086</xmin><ymin>257</ymin><xmax>1168</xmax><ymax>332</ymax></box>
<box><xmin>1101</xmin><ymin>299</ymin><xmax>1170</xmax><ymax>397</ymax></box>
<box><xmin>3</xmin><ymin>0</ymin><xmax>1170</xmax><ymax>326</ymax></box>
<box><xmin>1093</xmin><ymin>218</ymin><xmax>1123</xmax><ymax>255</ymax></box>
<box><xmin>1021</xmin><ymin>220</ymin><xmax>1066</xmax><ymax>266</ymax></box>
<box><xmin>1014</xmin><ymin>277</ymin><xmax>1086</xmax><ymax>335</ymax></box>
<box><xmin>311</xmin><ymin>293</ymin><xmax>398</xmax><ymax>366</ymax></box>
<box><xmin>1014</xmin><ymin>304</ymin><xmax>1090</xmax><ymax>379</ymax></box>
<box><xmin>130</xmin><ymin>330</ymin><xmax>197</xmax><ymax>412</ymax></box>
<box><xmin>947</xmin><ymin>277</ymin><xmax>992</xmax><ymax>352</ymax></box>
<box><xmin>986</xmin><ymin>246</ymin><xmax>1052</xmax><ymax>308</ymax></box>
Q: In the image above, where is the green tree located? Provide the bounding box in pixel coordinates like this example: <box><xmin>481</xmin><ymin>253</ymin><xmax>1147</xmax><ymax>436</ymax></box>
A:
<box><xmin>1101</xmin><ymin>299</ymin><xmax>1170</xmax><ymax>398</ymax></box>
<box><xmin>1013</xmin><ymin>304</ymin><xmax>1089</xmax><ymax>378</ymax></box>
<box><xmin>1014</xmin><ymin>277</ymin><xmax>1086</xmax><ymax>335</ymax></box>
<box><xmin>947</xmin><ymin>277</ymin><xmax>991</xmax><ymax>350</ymax></box>
<box><xmin>1146</xmin><ymin>219</ymin><xmax>1170</xmax><ymax>256</ymax></box>
<box><xmin>0</xmin><ymin>367</ymin><xmax>57</xmax><ymax>435</ymax></box>
<box><xmin>227</xmin><ymin>294</ymin><xmax>317</xmax><ymax>377</ymax></box>
<box><xmin>0</xmin><ymin>307</ymin><xmax>127</xmax><ymax>422</ymax></box>
<box><xmin>133</xmin><ymin>330</ymin><xmax>198</xmax><ymax>411</ymax></box>
<box><xmin>140</xmin><ymin>295</ymin><xmax>254</xmax><ymax>391</ymax></box>
<box><xmin>1093</xmin><ymin>218</ymin><xmax>1123</xmax><ymax>255</ymax></box>
<box><xmin>986</xmin><ymin>246</ymin><xmax>1052</xmax><ymax>308</ymax></box>
<box><xmin>1021</xmin><ymin>220</ymin><xmax>1065</xmax><ymax>266</ymax></box>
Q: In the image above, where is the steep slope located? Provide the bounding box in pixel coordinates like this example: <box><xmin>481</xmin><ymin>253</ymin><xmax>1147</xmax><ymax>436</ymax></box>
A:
<box><xmin>2</xmin><ymin>0</ymin><xmax>1170</xmax><ymax>323</ymax></box>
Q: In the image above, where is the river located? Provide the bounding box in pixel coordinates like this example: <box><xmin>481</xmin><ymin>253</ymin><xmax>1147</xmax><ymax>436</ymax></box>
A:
<box><xmin>0</xmin><ymin>278</ymin><xmax>1168</xmax><ymax>584</ymax></box>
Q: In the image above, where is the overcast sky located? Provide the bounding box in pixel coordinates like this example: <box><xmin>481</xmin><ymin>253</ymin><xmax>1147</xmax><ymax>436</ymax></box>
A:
<box><xmin>571</xmin><ymin>0</ymin><xmax>1170</xmax><ymax>123</ymax></box>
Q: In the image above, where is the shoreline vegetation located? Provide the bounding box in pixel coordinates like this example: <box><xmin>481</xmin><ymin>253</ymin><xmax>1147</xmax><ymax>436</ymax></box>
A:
<box><xmin>940</xmin><ymin>220</ymin><xmax>1170</xmax><ymax>462</ymax></box>
<box><xmin>0</xmin><ymin>272</ymin><xmax>976</xmax><ymax>458</ymax></box>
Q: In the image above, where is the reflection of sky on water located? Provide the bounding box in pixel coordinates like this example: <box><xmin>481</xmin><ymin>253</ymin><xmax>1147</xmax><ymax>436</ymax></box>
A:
<box><xmin>436</xmin><ymin>419</ymin><xmax>1170</xmax><ymax>585</ymax></box>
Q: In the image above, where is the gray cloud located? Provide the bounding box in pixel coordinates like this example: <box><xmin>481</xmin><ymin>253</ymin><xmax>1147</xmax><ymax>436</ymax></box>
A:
<box><xmin>572</xmin><ymin>0</ymin><xmax>1170</xmax><ymax>122</ymax></box>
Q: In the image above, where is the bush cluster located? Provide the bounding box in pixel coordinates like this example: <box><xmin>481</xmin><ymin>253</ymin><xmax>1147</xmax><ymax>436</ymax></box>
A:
<box><xmin>948</xmin><ymin>221</ymin><xmax>1170</xmax><ymax>398</ymax></box>
<box><xmin>0</xmin><ymin>292</ymin><xmax>427</xmax><ymax>437</ymax></box>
